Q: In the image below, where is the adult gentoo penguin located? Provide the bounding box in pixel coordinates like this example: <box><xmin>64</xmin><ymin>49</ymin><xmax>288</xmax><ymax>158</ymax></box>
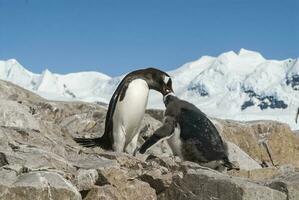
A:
<box><xmin>139</xmin><ymin>93</ymin><xmax>237</xmax><ymax>171</ymax></box>
<box><xmin>74</xmin><ymin>68</ymin><xmax>173</xmax><ymax>154</ymax></box>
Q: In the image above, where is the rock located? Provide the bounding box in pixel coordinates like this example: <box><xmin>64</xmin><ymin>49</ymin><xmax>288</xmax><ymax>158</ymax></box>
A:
<box><xmin>266</xmin><ymin>172</ymin><xmax>299</xmax><ymax>200</ymax></box>
<box><xmin>0</xmin><ymin>171</ymin><xmax>81</xmax><ymax>200</ymax></box>
<box><xmin>3</xmin><ymin>145</ymin><xmax>76</xmax><ymax>173</ymax></box>
<box><xmin>146</xmin><ymin>109</ymin><xmax>164</xmax><ymax>122</ymax></box>
<box><xmin>76</xmin><ymin>169</ymin><xmax>99</xmax><ymax>191</ymax></box>
<box><xmin>138</xmin><ymin>169</ymin><xmax>173</xmax><ymax>194</ymax></box>
<box><xmin>0</xmin><ymin>152</ymin><xmax>8</xmax><ymax>167</ymax></box>
<box><xmin>228</xmin><ymin>167</ymin><xmax>279</xmax><ymax>181</ymax></box>
<box><xmin>226</xmin><ymin>141</ymin><xmax>261</xmax><ymax>170</ymax></box>
<box><xmin>215</xmin><ymin>119</ymin><xmax>299</xmax><ymax>168</ymax></box>
<box><xmin>0</xmin><ymin>100</ymin><xmax>40</xmax><ymax>131</ymax></box>
<box><xmin>228</xmin><ymin>164</ymin><xmax>298</xmax><ymax>181</ymax></box>
<box><xmin>161</xmin><ymin>168</ymin><xmax>287</xmax><ymax>200</ymax></box>
<box><xmin>118</xmin><ymin>179</ymin><xmax>157</xmax><ymax>200</ymax></box>
<box><xmin>0</xmin><ymin>168</ymin><xmax>18</xmax><ymax>185</ymax></box>
<box><xmin>145</xmin><ymin>155</ymin><xmax>181</xmax><ymax>172</ymax></box>
<box><xmin>0</xmin><ymin>169</ymin><xmax>18</xmax><ymax>198</ymax></box>
<box><xmin>98</xmin><ymin>152</ymin><xmax>145</xmax><ymax>170</ymax></box>
<box><xmin>71</xmin><ymin>154</ymin><xmax>119</xmax><ymax>170</ymax></box>
<box><xmin>136</xmin><ymin>156</ymin><xmax>183</xmax><ymax>195</ymax></box>
<box><xmin>179</xmin><ymin>160</ymin><xmax>219</xmax><ymax>173</ymax></box>
<box><xmin>83</xmin><ymin>185</ymin><xmax>122</xmax><ymax>200</ymax></box>
<box><xmin>59</xmin><ymin>105</ymin><xmax>106</xmax><ymax>138</ymax></box>
<box><xmin>1</xmin><ymin>164</ymin><xmax>30</xmax><ymax>175</ymax></box>
<box><xmin>0</xmin><ymin>80</ymin><xmax>43</xmax><ymax>103</ymax></box>
<box><xmin>97</xmin><ymin>167</ymin><xmax>157</xmax><ymax>200</ymax></box>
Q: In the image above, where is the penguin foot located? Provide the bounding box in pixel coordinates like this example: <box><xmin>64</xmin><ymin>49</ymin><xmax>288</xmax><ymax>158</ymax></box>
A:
<box><xmin>73</xmin><ymin>137</ymin><xmax>101</xmax><ymax>148</ymax></box>
<box><xmin>223</xmin><ymin>160</ymin><xmax>240</xmax><ymax>171</ymax></box>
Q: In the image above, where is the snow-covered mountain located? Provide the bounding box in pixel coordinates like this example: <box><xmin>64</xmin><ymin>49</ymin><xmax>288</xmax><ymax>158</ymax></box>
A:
<box><xmin>1</xmin><ymin>49</ymin><xmax>298</xmax><ymax>130</ymax></box>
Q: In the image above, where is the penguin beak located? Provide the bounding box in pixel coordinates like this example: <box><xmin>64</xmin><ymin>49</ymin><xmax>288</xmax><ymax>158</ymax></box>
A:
<box><xmin>162</xmin><ymin>84</ymin><xmax>174</xmax><ymax>95</ymax></box>
<box><xmin>162</xmin><ymin>78</ymin><xmax>173</xmax><ymax>95</ymax></box>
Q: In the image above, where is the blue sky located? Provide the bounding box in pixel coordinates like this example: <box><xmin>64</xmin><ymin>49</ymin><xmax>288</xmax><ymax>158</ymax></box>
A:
<box><xmin>0</xmin><ymin>0</ymin><xmax>298</xmax><ymax>76</ymax></box>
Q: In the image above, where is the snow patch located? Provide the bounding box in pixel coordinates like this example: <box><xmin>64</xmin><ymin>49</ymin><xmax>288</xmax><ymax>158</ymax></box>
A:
<box><xmin>0</xmin><ymin>49</ymin><xmax>298</xmax><ymax>130</ymax></box>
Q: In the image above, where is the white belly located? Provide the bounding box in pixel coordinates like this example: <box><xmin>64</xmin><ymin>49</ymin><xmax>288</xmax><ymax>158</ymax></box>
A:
<box><xmin>167</xmin><ymin>124</ymin><xmax>183</xmax><ymax>158</ymax></box>
<box><xmin>113</xmin><ymin>79</ymin><xmax>149</xmax><ymax>143</ymax></box>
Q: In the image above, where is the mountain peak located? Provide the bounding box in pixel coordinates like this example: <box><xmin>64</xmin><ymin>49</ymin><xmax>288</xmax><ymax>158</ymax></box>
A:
<box><xmin>239</xmin><ymin>48</ymin><xmax>255</xmax><ymax>55</ymax></box>
<box><xmin>6</xmin><ymin>58</ymin><xmax>19</xmax><ymax>64</ymax></box>
<box><xmin>238</xmin><ymin>48</ymin><xmax>265</xmax><ymax>61</ymax></box>
<box><xmin>218</xmin><ymin>50</ymin><xmax>238</xmax><ymax>58</ymax></box>
<box><xmin>1</xmin><ymin>58</ymin><xmax>33</xmax><ymax>76</ymax></box>
<box><xmin>0</xmin><ymin>51</ymin><xmax>298</xmax><ymax>130</ymax></box>
<box><xmin>41</xmin><ymin>69</ymin><xmax>52</xmax><ymax>76</ymax></box>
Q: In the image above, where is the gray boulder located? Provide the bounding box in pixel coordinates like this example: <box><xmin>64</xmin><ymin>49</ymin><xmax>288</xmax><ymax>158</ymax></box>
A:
<box><xmin>266</xmin><ymin>172</ymin><xmax>299</xmax><ymax>200</ymax></box>
<box><xmin>161</xmin><ymin>168</ymin><xmax>287</xmax><ymax>200</ymax></box>
<box><xmin>0</xmin><ymin>100</ymin><xmax>40</xmax><ymax>131</ymax></box>
<box><xmin>0</xmin><ymin>171</ymin><xmax>81</xmax><ymax>200</ymax></box>
<box><xmin>83</xmin><ymin>185</ymin><xmax>122</xmax><ymax>200</ymax></box>
<box><xmin>226</xmin><ymin>141</ymin><xmax>261</xmax><ymax>170</ymax></box>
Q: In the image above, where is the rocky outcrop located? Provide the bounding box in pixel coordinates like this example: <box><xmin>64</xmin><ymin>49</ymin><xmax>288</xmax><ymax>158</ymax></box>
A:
<box><xmin>0</xmin><ymin>170</ymin><xmax>82</xmax><ymax>200</ymax></box>
<box><xmin>215</xmin><ymin>119</ymin><xmax>299</xmax><ymax>168</ymax></box>
<box><xmin>0</xmin><ymin>80</ymin><xmax>299</xmax><ymax>200</ymax></box>
<box><xmin>266</xmin><ymin>171</ymin><xmax>299</xmax><ymax>200</ymax></box>
<box><xmin>83</xmin><ymin>185</ymin><xmax>122</xmax><ymax>200</ymax></box>
<box><xmin>161</xmin><ymin>168</ymin><xmax>287</xmax><ymax>200</ymax></box>
<box><xmin>226</xmin><ymin>141</ymin><xmax>261</xmax><ymax>170</ymax></box>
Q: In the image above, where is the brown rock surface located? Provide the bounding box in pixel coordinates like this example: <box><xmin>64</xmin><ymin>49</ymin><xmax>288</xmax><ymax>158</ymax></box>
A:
<box><xmin>0</xmin><ymin>79</ymin><xmax>299</xmax><ymax>200</ymax></box>
<box><xmin>215</xmin><ymin>119</ymin><xmax>299</xmax><ymax>168</ymax></box>
<box><xmin>266</xmin><ymin>171</ymin><xmax>299</xmax><ymax>200</ymax></box>
<box><xmin>160</xmin><ymin>168</ymin><xmax>287</xmax><ymax>200</ymax></box>
<box><xmin>84</xmin><ymin>185</ymin><xmax>122</xmax><ymax>200</ymax></box>
<box><xmin>0</xmin><ymin>171</ymin><xmax>82</xmax><ymax>200</ymax></box>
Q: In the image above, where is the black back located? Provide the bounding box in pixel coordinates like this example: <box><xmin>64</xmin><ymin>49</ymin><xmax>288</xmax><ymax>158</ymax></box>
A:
<box><xmin>165</xmin><ymin>96</ymin><xmax>228</xmax><ymax>162</ymax></box>
<box><xmin>102</xmin><ymin>68</ymin><xmax>171</xmax><ymax>149</ymax></box>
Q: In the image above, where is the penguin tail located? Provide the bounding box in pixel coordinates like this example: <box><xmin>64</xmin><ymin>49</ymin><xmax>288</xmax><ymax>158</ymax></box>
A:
<box><xmin>222</xmin><ymin>157</ymin><xmax>240</xmax><ymax>171</ymax></box>
<box><xmin>73</xmin><ymin>136</ymin><xmax>112</xmax><ymax>150</ymax></box>
<box><xmin>73</xmin><ymin>137</ymin><xmax>101</xmax><ymax>147</ymax></box>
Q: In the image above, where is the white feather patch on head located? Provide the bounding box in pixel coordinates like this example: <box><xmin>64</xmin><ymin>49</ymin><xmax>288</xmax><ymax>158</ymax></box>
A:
<box><xmin>163</xmin><ymin>92</ymin><xmax>175</xmax><ymax>102</ymax></box>
<box><xmin>164</xmin><ymin>76</ymin><xmax>170</xmax><ymax>84</ymax></box>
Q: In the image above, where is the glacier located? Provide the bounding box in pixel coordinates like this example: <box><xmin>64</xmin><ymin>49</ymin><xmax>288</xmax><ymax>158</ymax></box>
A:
<box><xmin>0</xmin><ymin>49</ymin><xmax>298</xmax><ymax>130</ymax></box>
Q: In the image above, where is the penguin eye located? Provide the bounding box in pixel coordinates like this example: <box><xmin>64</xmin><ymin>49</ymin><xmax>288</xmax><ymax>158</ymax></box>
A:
<box><xmin>163</xmin><ymin>76</ymin><xmax>170</xmax><ymax>84</ymax></box>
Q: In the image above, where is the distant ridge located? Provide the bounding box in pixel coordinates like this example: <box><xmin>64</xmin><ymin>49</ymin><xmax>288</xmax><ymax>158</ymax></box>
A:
<box><xmin>0</xmin><ymin>49</ymin><xmax>298</xmax><ymax>129</ymax></box>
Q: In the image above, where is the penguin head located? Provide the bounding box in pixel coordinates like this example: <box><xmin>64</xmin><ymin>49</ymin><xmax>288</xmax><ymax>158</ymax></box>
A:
<box><xmin>163</xmin><ymin>92</ymin><xmax>176</xmax><ymax>106</ymax></box>
<box><xmin>143</xmin><ymin>68</ymin><xmax>174</xmax><ymax>95</ymax></box>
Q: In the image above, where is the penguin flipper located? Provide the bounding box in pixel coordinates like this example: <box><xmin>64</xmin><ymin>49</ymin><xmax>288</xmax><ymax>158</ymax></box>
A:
<box><xmin>139</xmin><ymin>116</ymin><xmax>176</xmax><ymax>154</ymax></box>
<box><xmin>73</xmin><ymin>137</ymin><xmax>111</xmax><ymax>150</ymax></box>
<box><xmin>222</xmin><ymin>157</ymin><xmax>240</xmax><ymax>171</ymax></box>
